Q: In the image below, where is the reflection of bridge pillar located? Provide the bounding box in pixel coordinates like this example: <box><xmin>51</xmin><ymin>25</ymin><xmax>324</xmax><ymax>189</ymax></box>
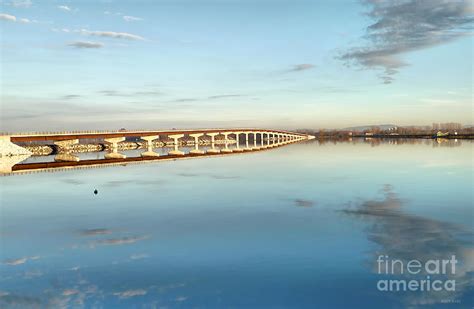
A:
<box><xmin>252</xmin><ymin>132</ymin><xmax>259</xmax><ymax>150</ymax></box>
<box><xmin>141</xmin><ymin>135</ymin><xmax>160</xmax><ymax>157</ymax></box>
<box><xmin>0</xmin><ymin>154</ymin><xmax>30</xmax><ymax>173</ymax></box>
<box><xmin>0</xmin><ymin>136</ymin><xmax>32</xmax><ymax>158</ymax></box>
<box><xmin>168</xmin><ymin>134</ymin><xmax>185</xmax><ymax>155</ymax></box>
<box><xmin>233</xmin><ymin>132</ymin><xmax>244</xmax><ymax>152</ymax></box>
<box><xmin>243</xmin><ymin>132</ymin><xmax>252</xmax><ymax>151</ymax></box>
<box><xmin>55</xmin><ymin>153</ymin><xmax>80</xmax><ymax>162</ymax></box>
<box><xmin>189</xmin><ymin>133</ymin><xmax>205</xmax><ymax>154</ymax></box>
<box><xmin>221</xmin><ymin>133</ymin><xmax>233</xmax><ymax>153</ymax></box>
<box><xmin>206</xmin><ymin>133</ymin><xmax>220</xmax><ymax>154</ymax></box>
<box><xmin>104</xmin><ymin>137</ymin><xmax>126</xmax><ymax>159</ymax></box>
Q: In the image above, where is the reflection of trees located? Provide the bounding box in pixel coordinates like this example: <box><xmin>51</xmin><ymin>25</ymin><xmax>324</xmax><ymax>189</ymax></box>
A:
<box><xmin>313</xmin><ymin>138</ymin><xmax>464</xmax><ymax>147</ymax></box>
<box><xmin>343</xmin><ymin>186</ymin><xmax>474</xmax><ymax>306</ymax></box>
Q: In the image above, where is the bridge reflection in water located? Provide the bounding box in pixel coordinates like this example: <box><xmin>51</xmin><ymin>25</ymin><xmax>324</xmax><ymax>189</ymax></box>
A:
<box><xmin>0</xmin><ymin>129</ymin><xmax>314</xmax><ymax>175</ymax></box>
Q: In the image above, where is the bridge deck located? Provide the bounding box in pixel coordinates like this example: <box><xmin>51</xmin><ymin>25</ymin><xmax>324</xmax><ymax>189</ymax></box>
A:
<box><xmin>7</xmin><ymin>128</ymin><xmax>307</xmax><ymax>142</ymax></box>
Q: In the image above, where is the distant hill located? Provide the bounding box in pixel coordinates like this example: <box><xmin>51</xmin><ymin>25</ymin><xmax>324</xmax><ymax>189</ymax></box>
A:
<box><xmin>341</xmin><ymin>124</ymin><xmax>397</xmax><ymax>132</ymax></box>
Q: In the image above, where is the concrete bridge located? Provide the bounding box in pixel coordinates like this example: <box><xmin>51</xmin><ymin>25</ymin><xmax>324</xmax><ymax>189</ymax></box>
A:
<box><xmin>0</xmin><ymin>128</ymin><xmax>314</xmax><ymax>173</ymax></box>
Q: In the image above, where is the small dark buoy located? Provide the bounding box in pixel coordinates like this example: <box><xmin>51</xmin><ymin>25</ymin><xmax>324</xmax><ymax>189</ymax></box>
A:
<box><xmin>94</xmin><ymin>189</ymin><xmax>98</xmax><ymax>195</ymax></box>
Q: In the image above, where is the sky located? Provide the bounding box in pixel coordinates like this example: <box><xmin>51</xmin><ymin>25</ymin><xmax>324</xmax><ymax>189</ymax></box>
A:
<box><xmin>0</xmin><ymin>0</ymin><xmax>472</xmax><ymax>131</ymax></box>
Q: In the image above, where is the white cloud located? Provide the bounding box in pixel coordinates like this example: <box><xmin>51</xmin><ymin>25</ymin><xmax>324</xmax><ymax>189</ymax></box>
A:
<box><xmin>340</xmin><ymin>0</ymin><xmax>473</xmax><ymax>84</ymax></box>
<box><xmin>0</xmin><ymin>13</ymin><xmax>17</xmax><ymax>22</ymax></box>
<box><xmin>290</xmin><ymin>64</ymin><xmax>315</xmax><ymax>72</ymax></box>
<box><xmin>19</xmin><ymin>17</ymin><xmax>30</xmax><ymax>23</ymax></box>
<box><xmin>79</xmin><ymin>29</ymin><xmax>145</xmax><ymax>41</ymax></box>
<box><xmin>123</xmin><ymin>15</ymin><xmax>142</xmax><ymax>22</ymax></box>
<box><xmin>10</xmin><ymin>0</ymin><xmax>32</xmax><ymax>8</ymax></box>
<box><xmin>57</xmin><ymin>5</ymin><xmax>71</xmax><ymax>12</ymax></box>
<box><xmin>104</xmin><ymin>11</ymin><xmax>122</xmax><ymax>16</ymax></box>
<box><xmin>68</xmin><ymin>41</ymin><xmax>104</xmax><ymax>49</ymax></box>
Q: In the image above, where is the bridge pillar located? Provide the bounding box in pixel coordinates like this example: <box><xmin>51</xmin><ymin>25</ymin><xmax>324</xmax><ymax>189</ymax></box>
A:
<box><xmin>206</xmin><ymin>133</ymin><xmax>220</xmax><ymax>154</ymax></box>
<box><xmin>104</xmin><ymin>137</ymin><xmax>126</xmax><ymax>159</ymax></box>
<box><xmin>141</xmin><ymin>135</ymin><xmax>160</xmax><ymax>157</ymax></box>
<box><xmin>168</xmin><ymin>134</ymin><xmax>185</xmax><ymax>156</ymax></box>
<box><xmin>233</xmin><ymin>132</ymin><xmax>244</xmax><ymax>152</ymax></box>
<box><xmin>243</xmin><ymin>132</ymin><xmax>252</xmax><ymax>151</ymax></box>
<box><xmin>189</xmin><ymin>133</ymin><xmax>205</xmax><ymax>154</ymax></box>
<box><xmin>104</xmin><ymin>137</ymin><xmax>125</xmax><ymax>150</ymax></box>
<box><xmin>54</xmin><ymin>139</ymin><xmax>79</xmax><ymax>149</ymax></box>
<box><xmin>0</xmin><ymin>136</ymin><xmax>32</xmax><ymax>158</ymax></box>
<box><xmin>221</xmin><ymin>133</ymin><xmax>233</xmax><ymax>153</ymax></box>
<box><xmin>260</xmin><ymin>132</ymin><xmax>265</xmax><ymax>147</ymax></box>
<box><xmin>267</xmin><ymin>133</ymin><xmax>271</xmax><ymax>146</ymax></box>
<box><xmin>252</xmin><ymin>132</ymin><xmax>260</xmax><ymax>150</ymax></box>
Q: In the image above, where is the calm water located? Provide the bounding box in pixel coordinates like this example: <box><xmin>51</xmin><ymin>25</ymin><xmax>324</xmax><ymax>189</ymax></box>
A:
<box><xmin>1</xmin><ymin>139</ymin><xmax>473</xmax><ymax>308</ymax></box>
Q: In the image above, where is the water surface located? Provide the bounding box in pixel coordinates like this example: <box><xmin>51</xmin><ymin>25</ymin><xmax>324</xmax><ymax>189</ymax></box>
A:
<box><xmin>1</xmin><ymin>139</ymin><xmax>473</xmax><ymax>308</ymax></box>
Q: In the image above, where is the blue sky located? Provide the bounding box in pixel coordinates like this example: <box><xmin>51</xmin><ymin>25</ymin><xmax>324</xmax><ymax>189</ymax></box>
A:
<box><xmin>0</xmin><ymin>0</ymin><xmax>472</xmax><ymax>131</ymax></box>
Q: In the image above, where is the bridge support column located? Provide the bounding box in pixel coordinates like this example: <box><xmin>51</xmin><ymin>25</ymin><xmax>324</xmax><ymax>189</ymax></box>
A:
<box><xmin>104</xmin><ymin>137</ymin><xmax>125</xmax><ymax>151</ymax></box>
<box><xmin>54</xmin><ymin>139</ymin><xmax>79</xmax><ymax>149</ymax></box>
<box><xmin>221</xmin><ymin>133</ymin><xmax>233</xmax><ymax>153</ymax></box>
<box><xmin>252</xmin><ymin>132</ymin><xmax>260</xmax><ymax>150</ymax></box>
<box><xmin>233</xmin><ymin>132</ymin><xmax>244</xmax><ymax>152</ymax></box>
<box><xmin>141</xmin><ymin>135</ymin><xmax>160</xmax><ymax>157</ymax></box>
<box><xmin>243</xmin><ymin>133</ymin><xmax>252</xmax><ymax>151</ymax></box>
<box><xmin>260</xmin><ymin>132</ymin><xmax>265</xmax><ymax>148</ymax></box>
<box><xmin>104</xmin><ymin>137</ymin><xmax>126</xmax><ymax>159</ymax></box>
<box><xmin>189</xmin><ymin>133</ymin><xmax>205</xmax><ymax>154</ymax></box>
<box><xmin>168</xmin><ymin>134</ymin><xmax>185</xmax><ymax>156</ymax></box>
<box><xmin>0</xmin><ymin>136</ymin><xmax>32</xmax><ymax>158</ymax></box>
<box><xmin>206</xmin><ymin>133</ymin><xmax>220</xmax><ymax>154</ymax></box>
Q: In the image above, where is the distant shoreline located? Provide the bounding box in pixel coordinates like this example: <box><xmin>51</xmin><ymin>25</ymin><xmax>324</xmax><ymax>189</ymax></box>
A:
<box><xmin>302</xmin><ymin>133</ymin><xmax>474</xmax><ymax>140</ymax></box>
<box><xmin>351</xmin><ymin>134</ymin><xmax>473</xmax><ymax>139</ymax></box>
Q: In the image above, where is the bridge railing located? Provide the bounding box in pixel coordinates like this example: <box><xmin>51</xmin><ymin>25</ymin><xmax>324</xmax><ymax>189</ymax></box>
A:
<box><xmin>1</xmin><ymin>128</ymin><xmax>309</xmax><ymax>137</ymax></box>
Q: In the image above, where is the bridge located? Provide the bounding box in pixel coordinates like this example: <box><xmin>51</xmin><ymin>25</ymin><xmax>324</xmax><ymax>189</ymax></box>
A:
<box><xmin>0</xmin><ymin>128</ymin><xmax>314</xmax><ymax>174</ymax></box>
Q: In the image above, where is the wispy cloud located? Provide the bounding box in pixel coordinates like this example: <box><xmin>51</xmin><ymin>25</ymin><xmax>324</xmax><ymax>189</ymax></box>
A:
<box><xmin>68</xmin><ymin>41</ymin><xmax>104</xmax><ymax>49</ymax></box>
<box><xmin>104</xmin><ymin>11</ymin><xmax>122</xmax><ymax>16</ymax></box>
<box><xmin>57</xmin><ymin>5</ymin><xmax>72</xmax><ymax>12</ymax></box>
<box><xmin>0</xmin><ymin>13</ymin><xmax>17</xmax><ymax>22</ymax></box>
<box><xmin>339</xmin><ymin>0</ymin><xmax>473</xmax><ymax>84</ymax></box>
<box><xmin>60</xmin><ymin>95</ymin><xmax>82</xmax><ymax>100</ymax></box>
<box><xmin>123</xmin><ymin>15</ymin><xmax>142</xmax><ymax>22</ymax></box>
<box><xmin>171</xmin><ymin>98</ymin><xmax>199</xmax><ymax>103</ymax></box>
<box><xmin>9</xmin><ymin>0</ymin><xmax>32</xmax><ymax>8</ymax></box>
<box><xmin>98</xmin><ymin>89</ymin><xmax>161</xmax><ymax>97</ymax></box>
<box><xmin>290</xmin><ymin>63</ymin><xmax>315</xmax><ymax>72</ymax></box>
<box><xmin>79</xmin><ymin>29</ymin><xmax>145</xmax><ymax>41</ymax></box>
<box><xmin>0</xmin><ymin>13</ymin><xmax>34</xmax><ymax>23</ymax></box>
<box><xmin>208</xmin><ymin>94</ymin><xmax>244</xmax><ymax>99</ymax></box>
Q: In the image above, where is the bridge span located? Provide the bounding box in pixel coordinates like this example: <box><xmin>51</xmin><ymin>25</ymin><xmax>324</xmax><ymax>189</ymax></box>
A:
<box><xmin>0</xmin><ymin>128</ymin><xmax>314</xmax><ymax>174</ymax></box>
